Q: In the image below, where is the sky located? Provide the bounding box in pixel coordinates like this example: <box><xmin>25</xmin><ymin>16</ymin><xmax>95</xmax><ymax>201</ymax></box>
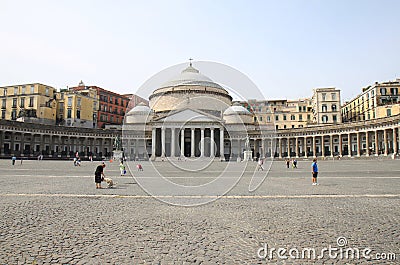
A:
<box><xmin>1</xmin><ymin>0</ymin><xmax>399</xmax><ymax>102</ymax></box>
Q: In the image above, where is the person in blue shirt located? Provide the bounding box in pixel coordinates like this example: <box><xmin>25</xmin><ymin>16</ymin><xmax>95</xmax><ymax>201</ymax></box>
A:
<box><xmin>311</xmin><ymin>158</ymin><xmax>319</xmax><ymax>186</ymax></box>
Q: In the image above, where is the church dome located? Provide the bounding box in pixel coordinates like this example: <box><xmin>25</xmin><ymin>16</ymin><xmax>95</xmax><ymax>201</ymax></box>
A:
<box><xmin>223</xmin><ymin>103</ymin><xmax>253</xmax><ymax>124</ymax></box>
<box><xmin>125</xmin><ymin>102</ymin><xmax>152</xmax><ymax>124</ymax></box>
<box><xmin>159</xmin><ymin>65</ymin><xmax>225</xmax><ymax>90</ymax></box>
<box><xmin>126</xmin><ymin>102</ymin><xmax>151</xmax><ymax>115</ymax></box>
<box><xmin>149</xmin><ymin>62</ymin><xmax>232</xmax><ymax>114</ymax></box>
<box><xmin>223</xmin><ymin>103</ymin><xmax>252</xmax><ymax>116</ymax></box>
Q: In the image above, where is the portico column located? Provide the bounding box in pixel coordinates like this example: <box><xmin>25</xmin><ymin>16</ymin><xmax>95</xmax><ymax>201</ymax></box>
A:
<box><xmin>180</xmin><ymin>128</ymin><xmax>185</xmax><ymax>157</ymax></box>
<box><xmin>321</xmin><ymin>136</ymin><xmax>325</xmax><ymax>157</ymax></box>
<box><xmin>393</xmin><ymin>128</ymin><xmax>397</xmax><ymax>154</ymax></box>
<box><xmin>384</xmin><ymin>129</ymin><xmax>388</xmax><ymax>156</ymax></box>
<box><xmin>161</xmin><ymin>127</ymin><xmax>166</xmax><ymax>157</ymax></box>
<box><xmin>312</xmin><ymin>136</ymin><xmax>316</xmax><ymax>157</ymax></box>
<box><xmin>339</xmin><ymin>134</ymin><xmax>343</xmax><ymax>157</ymax></box>
<box><xmin>220</xmin><ymin>127</ymin><xmax>224</xmax><ymax>160</ymax></box>
<box><xmin>365</xmin><ymin>131</ymin><xmax>370</xmax><ymax>156</ymax></box>
<box><xmin>329</xmin><ymin>135</ymin><xmax>334</xmax><ymax>157</ymax></box>
<box><xmin>278</xmin><ymin>138</ymin><xmax>282</xmax><ymax>158</ymax></box>
<box><xmin>0</xmin><ymin>130</ymin><xmax>3</xmax><ymax>155</ymax></box>
<box><xmin>171</xmin><ymin>128</ymin><xmax>176</xmax><ymax>157</ymax></box>
<box><xmin>191</xmin><ymin>128</ymin><xmax>195</xmax><ymax>157</ymax></box>
<box><xmin>135</xmin><ymin>139</ymin><xmax>139</xmax><ymax>159</ymax></box>
<box><xmin>356</xmin><ymin>132</ymin><xmax>361</xmax><ymax>157</ymax></box>
<box><xmin>303</xmin><ymin>137</ymin><xmax>307</xmax><ymax>158</ymax></box>
<box><xmin>261</xmin><ymin>138</ymin><xmax>266</xmax><ymax>159</ymax></box>
<box><xmin>347</xmin><ymin>133</ymin><xmax>351</xmax><ymax>157</ymax></box>
<box><xmin>200</xmin><ymin>128</ymin><xmax>205</xmax><ymax>157</ymax></box>
<box><xmin>375</xmin><ymin>130</ymin><xmax>379</xmax><ymax>156</ymax></box>
<box><xmin>210</xmin><ymin>128</ymin><xmax>215</xmax><ymax>157</ymax></box>
<box><xmin>270</xmin><ymin>138</ymin><xmax>274</xmax><ymax>158</ymax></box>
<box><xmin>151</xmin><ymin>128</ymin><xmax>156</xmax><ymax>158</ymax></box>
<box><xmin>295</xmin><ymin>137</ymin><xmax>299</xmax><ymax>158</ymax></box>
<box><xmin>287</xmin><ymin>138</ymin><xmax>290</xmax><ymax>158</ymax></box>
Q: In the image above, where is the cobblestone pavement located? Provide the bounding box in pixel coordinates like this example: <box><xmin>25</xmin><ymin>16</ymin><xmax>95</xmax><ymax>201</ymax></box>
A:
<box><xmin>0</xmin><ymin>159</ymin><xmax>399</xmax><ymax>264</ymax></box>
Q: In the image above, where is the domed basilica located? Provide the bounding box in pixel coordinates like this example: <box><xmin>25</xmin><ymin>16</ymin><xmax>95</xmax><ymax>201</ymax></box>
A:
<box><xmin>123</xmin><ymin>62</ymin><xmax>267</xmax><ymax>161</ymax></box>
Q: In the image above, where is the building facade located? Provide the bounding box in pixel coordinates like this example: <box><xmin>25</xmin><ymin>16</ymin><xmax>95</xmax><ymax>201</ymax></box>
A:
<box><xmin>342</xmin><ymin>78</ymin><xmax>400</xmax><ymax>122</ymax></box>
<box><xmin>56</xmin><ymin>88</ymin><xmax>98</xmax><ymax>128</ymax></box>
<box><xmin>0</xmin><ymin>83</ymin><xmax>57</xmax><ymax>125</ymax></box>
<box><xmin>312</xmin><ymin>87</ymin><xmax>341</xmax><ymax>124</ymax></box>
<box><xmin>71</xmin><ymin>82</ymin><xmax>130</xmax><ymax>128</ymax></box>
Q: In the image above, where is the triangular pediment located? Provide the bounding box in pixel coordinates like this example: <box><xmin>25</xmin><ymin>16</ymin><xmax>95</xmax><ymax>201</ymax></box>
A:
<box><xmin>154</xmin><ymin>108</ymin><xmax>220</xmax><ymax>123</ymax></box>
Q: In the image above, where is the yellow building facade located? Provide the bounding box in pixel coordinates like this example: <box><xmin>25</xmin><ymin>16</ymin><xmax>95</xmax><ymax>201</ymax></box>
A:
<box><xmin>56</xmin><ymin>88</ymin><xmax>98</xmax><ymax>128</ymax></box>
<box><xmin>342</xmin><ymin>78</ymin><xmax>400</xmax><ymax>122</ymax></box>
<box><xmin>0</xmin><ymin>83</ymin><xmax>57</xmax><ymax>125</ymax></box>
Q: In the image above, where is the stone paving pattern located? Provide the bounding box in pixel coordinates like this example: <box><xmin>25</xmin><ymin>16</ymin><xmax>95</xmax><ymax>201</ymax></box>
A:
<box><xmin>0</xmin><ymin>159</ymin><xmax>399</xmax><ymax>264</ymax></box>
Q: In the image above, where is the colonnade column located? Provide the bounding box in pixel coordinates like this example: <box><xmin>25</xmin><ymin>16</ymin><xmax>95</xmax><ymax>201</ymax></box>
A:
<box><xmin>200</xmin><ymin>128</ymin><xmax>205</xmax><ymax>157</ymax></box>
<box><xmin>312</xmin><ymin>136</ymin><xmax>316</xmax><ymax>157</ymax></box>
<box><xmin>210</xmin><ymin>128</ymin><xmax>215</xmax><ymax>157</ymax></box>
<box><xmin>278</xmin><ymin>138</ymin><xmax>282</xmax><ymax>158</ymax></box>
<box><xmin>329</xmin><ymin>135</ymin><xmax>333</xmax><ymax>157</ymax></box>
<box><xmin>220</xmin><ymin>127</ymin><xmax>224</xmax><ymax>160</ymax></box>
<box><xmin>347</xmin><ymin>133</ymin><xmax>351</xmax><ymax>157</ymax></box>
<box><xmin>304</xmin><ymin>137</ymin><xmax>307</xmax><ymax>158</ymax></box>
<box><xmin>383</xmin><ymin>129</ymin><xmax>388</xmax><ymax>156</ymax></box>
<box><xmin>0</xmin><ymin>130</ymin><xmax>3</xmax><ymax>155</ymax></box>
<box><xmin>151</xmin><ymin>128</ymin><xmax>156</xmax><ymax>159</ymax></box>
<box><xmin>356</xmin><ymin>132</ymin><xmax>361</xmax><ymax>157</ymax></box>
<box><xmin>365</xmin><ymin>131</ymin><xmax>370</xmax><ymax>156</ymax></box>
<box><xmin>261</xmin><ymin>138</ymin><xmax>265</xmax><ymax>159</ymax></box>
<box><xmin>161</xmin><ymin>127</ymin><xmax>166</xmax><ymax>157</ymax></box>
<box><xmin>321</xmin><ymin>136</ymin><xmax>325</xmax><ymax>157</ymax></box>
<box><xmin>375</xmin><ymin>130</ymin><xmax>379</xmax><ymax>156</ymax></box>
<box><xmin>171</xmin><ymin>128</ymin><xmax>176</xmax><ymax>157</ymax></box>
<box><xmin>270</xmin><ymin>138</ymin><xmax>274</xmax><ymax>158</ymax></box>
<box><xmin>287</xmin><ymin>138</ymin><xmax>290</xmax><ymax>158</ymax></box>
<box><xmin>180</xmin><ymin>129</ymin><xmax>185</xmax><ymax>157</ymax></box>
<box><xmin>191</xmin><ymin>128</ymin><xmax>195</xmax><ymax>157</ymax></box>
<box><xmin>339</xmin><ymin>134</ymin><xmax>343</xmax><ymax>157</ymax></box>
<box><xmin>295</xmin><ymin>137</ymin><xmax>299</xmax><ymax>158</ymax></box>
<box><xmin>394</xmin><ymin>128</ymin><xmax>398</xmax><ymax>154</ymax></box>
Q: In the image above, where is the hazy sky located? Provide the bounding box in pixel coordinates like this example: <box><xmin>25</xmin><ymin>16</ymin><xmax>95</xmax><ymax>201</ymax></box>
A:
<box><xmin>1</xmin><ymin>0</ymin><xmax>399</xmax><ymax>102</ymax></box>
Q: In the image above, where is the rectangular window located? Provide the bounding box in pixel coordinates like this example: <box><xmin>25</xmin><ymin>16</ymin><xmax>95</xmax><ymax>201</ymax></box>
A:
<box><xmin>291</xmin><ymin>115</ymin><xmax>295</xmax><ymax>121</ymax></box>
<box><xmin>21</xmin><ymin>86</ymin><xmax>26</xmax><ymax>94</ymax></box>
<box><xmin>67</xmin><ymin>109</ymin><xmax>72</xmax><ymax>118</ymax></box>
<box><xmin>77</xmin><ymin>97</ymin><xmax>81</xmax><ymax>107</ymax></box>
<box><xmin>45</xmin><ymin>87</ymin><xmax>49</xmax><ymax>96</ymax></box>
<box><xmin>387</xmin><ymin>109</ymin><xmax>392</xmax><ymax>117</ymax></box>
<box><xmin>2</xmin><ymin>99</ymin><xmax>6</xmax><ymax>108</ymax></box>
<box><xmin>14</xmin><ymin>87</ymin><xmax>18</xmax><ymax>95</ymax></box>
<box><xmin>109</xmin><ymin>107</ymin><xmax>112</xmax><ymax>113</ymax></box>
<box><xmin>20</xmin><ymin>97</ymin><xmax>25</xmax><ymax>108</ymax></box>
<box><xmin>67</xmin><ymin>97</ymin><xmax>72</xmax><ymax>107</ymax></box>
<box><xmin>11</xmin><ymin>110</ymin><xmax>17</xmax><ymax>120</ymax></box>
<box><xmin>267</xmin><ymin>116</ymin><xmax>271</xmax><ymax>122</ymax></box>
<box><xmin>275</xmin><ymin>115</ymin><xmax>279</xmax><ymax>121</ymax></box>
<box><xmin>283</xmin><ymin>115</ymin><xmax>287</xmax><ymax>120</ymax></box>
<box><xmin>12</xmin><ymin>98</ymin><xmax>17</xmax><ymax>107</ymax></box>
<box><xmin>3</xmin><ymin>88</ymin><xmax>7</xmax><ymax>96</ymax></box>
<box><xmin>1</xmin><ymin>110</ymin><xmax>5</xmax><ymax>119</ymax></box>
<box><xmin>299</xmin><ymin>114</ymin><xmax>302</xmax><ymax>121</ymax></box>
<box><xmin>76</xmin><ymin>110</ymin><xmax>81</xmax><ymax>119</ymax></box>
<box><xmin>331</xmin><ymin>93</ymin><xmax>336</xmax><ymax>100</ymax></box>
<box><xmin>307</xmin><ymin>114</ymin><xmax>311</xmax><ymax>120</ymax></box>
<box><xmin>333</xmin><ymin>115</ymin><xmax>337</xmax><ymax>122</ymax></box>
<box><xmin>322</xmin><ymin>93</ymin><xmax>326</xmax><ymax>101</ymax></box>
<box><xmin>30</xmin><ymin>85</ymin><xmax>34</xmax><ymax>94</ymax></box>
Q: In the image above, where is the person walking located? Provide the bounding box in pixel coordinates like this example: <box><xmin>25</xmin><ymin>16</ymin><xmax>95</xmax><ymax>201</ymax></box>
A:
<box><xmin>95</xmin><ymin>163</ymin><xmax>106</xmax><ymax>189</ymax></box>
<box><xmin>311</xmin><ymin>158</ymin><xmax>319</xmax><ymax>186</ymax></box>
<box><xmin>293</xmin><ymin>159</ymin><xmax>297</xmax><ymax>168</ymax></box>
<box><xmin>286</xmin><ymin>158</ymin><xmax>290</xmax><ymax>168</ymax></box>
<box><xmin>119</xmin><ymin>161</ymin><xmax>126</xmax><ymax>176</ymax></box>
<box><xmin>257</xmin><ymin>158</ymin><xmax>264</xmax><ymax>171</ymax></box>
